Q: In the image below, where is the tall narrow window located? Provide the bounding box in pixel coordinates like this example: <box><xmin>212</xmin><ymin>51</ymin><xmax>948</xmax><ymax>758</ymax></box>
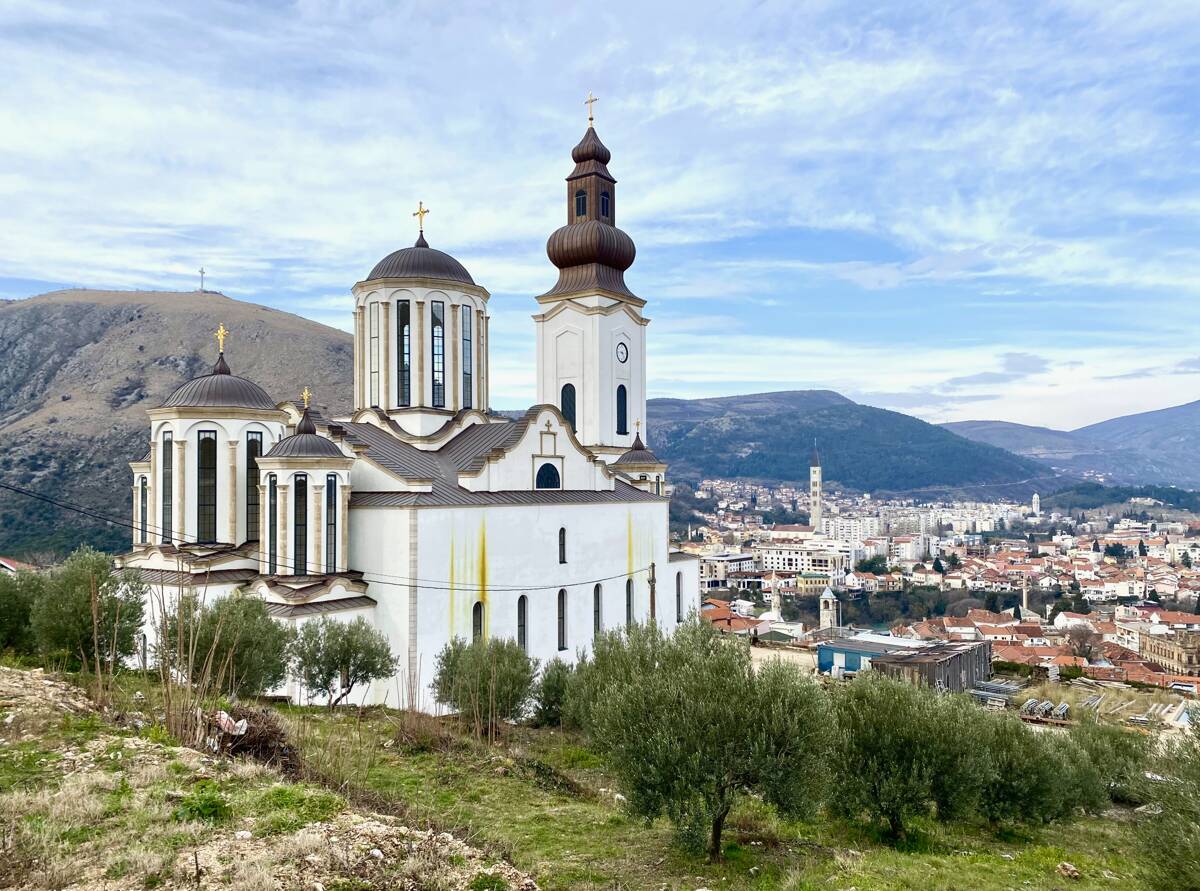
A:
<box><xmin>535</xmin><ymin>463</ymin><xmax>561</xmax><ymax>490</ymax></box>
<box><xmin>517</xmin><ymin>595</ymin><xmax>528</xmax><ymax>652</ymax></box>
<box><xmin>472</xmin><ymin>601</ymin><xmax>484</xmax><ymax>642</ymax></box>
<box><xmin>557</xmin><ymin>589</ymin><xmax>567</xmax><ymax>651</ymax></box>
<box><xmin>616</xmin><ymin>385</ymin><xmax>628</xmax><ymax>435</ymax></box>
<box><xmin>574</xmin><ymin>189</ymin><xmax>587</xmax><ymax>217</ymax></box>
<box><xmin>558</xmin><ymin>527</ymin><xmax>567</xmax><ymax>564</ymax></box>
<box><xmin>197</xmin><ymin>430</ymin><xmax>217</xmax><ymax>543</ymax></box>
<box><xmin>593</xmin><ymin>584</ymin><xmax>602</xmax><ymax>637</ymax></box>
<box><xmin>626</xmin><ymin>579</ymin><xmax>634</xmax><ymax>627</ymax></box>
<box><xmin>600</xmin><ymin>191</ymin><xmax>611</xmax><ymax>219</ymax></box>
<box><xmin>461</xmin><ymin>305</ymin><xmax>473</xmax><ymax>410</ymax></box>
<box><xmin>369</xmin><ymin>301</ymin><xmax>380</xmax><ymax>406</ymax></box>
<box><xmin>560</xmin><ymin>383</ymin><xmax>576</xmax><ymax>431</ymax></box>
<box><xmin>325</xmin><ymin>474</ymin><xmax>337</xmax><ymax>574</ymax></box>
<box><xmin>161</xmin><ymin>431</ymin><xmax>173</xmax><ymax>543</ymax></box>
<box><xmin>246</xmin><ymin>431</ymin><xmax>262</xmax><ymax>541</ymax></box>
<box><xmin>431</xmin><ymin>301</ymin><xmax>445</xmax><ymax>407</ymax></box>
<box><xmin>138</xmin><ymin>476</ymin><xmax>148</xmax><ymax>544</ymax></box>
<box><xmin>293</xmin><ymin>473</ymin><xmax>307</xmax><ymax>575</ymax></box>
<box><xmin>676</xmin><ymin>572</ymin><xmax>683</xmax><ymax>623</ymax></box>
<box><xmin>397</xmin><ymin>300</ymin><xmax>411</xmax><ymax>406</ymax></box>
<box><xmin>268</xmin><ymin>474</ymin><xmax>278</xmax><ymax>574</ymax></box>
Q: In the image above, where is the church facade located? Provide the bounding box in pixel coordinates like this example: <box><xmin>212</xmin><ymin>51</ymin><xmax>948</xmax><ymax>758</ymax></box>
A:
<box><xmin>119</xmin><ymin>121</ymin><xmax>700</xmax><ymax>708</ymax></box>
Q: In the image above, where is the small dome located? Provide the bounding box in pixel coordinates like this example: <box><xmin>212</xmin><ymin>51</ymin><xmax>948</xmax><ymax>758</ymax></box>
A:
<box><xmin>366</xmin><ymin>233</ymin><xmax>475</xmax><ymax>285</ymax></box>
<box><xmin>547</xmin><ymin>219</ymin><xmax>636</xmax><ymax>272</ymax></box>
<box><xmin>571</xmin><ymin>126</ymin><xmax>612</xmax><ymax>166</ymax></box>
<box><xmin>161</xmin><ymin>353</ymin><xmax>276</xmax><ymax>411</ymax></box>
<box><xmin>265</xmin><ymin>407</ymin><xmax>344</xmax><ymax>459</ymax></box>
<box><xmin>613</xmin><ymin>432</ymin><xmax>661</xmax><ymax>466</ymax></box>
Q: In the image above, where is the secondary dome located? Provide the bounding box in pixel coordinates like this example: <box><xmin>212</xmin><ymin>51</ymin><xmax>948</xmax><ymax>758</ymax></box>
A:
<box><xmin>161</xmin><ymin>353</ymin><xmax>277</xmax><ymax>412</ymax></box>
<box><xmin>366</xmin><ymin>233</ymin><xmax>476</xmax><ymax>286</ymax></box>
<box><xmin>265</xmin><ymin>407</ymin><xmax>345</xmax><ymax>459</ymax></box>
<box><xmin>613</xmin><ymin>432</ymin><xmax>662</xmax><ymax>466</ymax></box>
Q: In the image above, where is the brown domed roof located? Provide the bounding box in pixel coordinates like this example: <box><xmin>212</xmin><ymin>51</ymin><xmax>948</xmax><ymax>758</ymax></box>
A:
<box><xmin>367</xmin><ymin>233</ymin><xmax>476</xmax><ymax>286</ymax></box>
<box><xmin>161</xmin><ymin>353</ymin><xmax>276</xmax><ymax>411</ymax></box>
<box><xmin>613</xmin><ymin>433</ymin><xmax>662</xmax><ymax>466</ymax></box>
<box><xmin>265</xmin><ymin>407</ymin><xmax>345</xmax><ymax>459</ymax></box>
<box><xmin>547</xmin><ymin>219</ymin><xmax>635</xmax><ymax>271</ymax></box>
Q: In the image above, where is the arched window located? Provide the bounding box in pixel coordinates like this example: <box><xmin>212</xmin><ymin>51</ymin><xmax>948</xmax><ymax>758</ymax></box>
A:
<box><xmin>574</xmin><ymin>189</ymin><xmax>587</xmax><ymax>217</ymax></box>
<box><xmin>325</xmin><ymin>474</ymin><xmax>337</xmax><ymax>573</ymax></box>
<box><xmin>160</xmin><ymin>430</ymin><xmax>173</xmax><ymax>544</ymax></box>
<box><xmin>293</xmin><ymin>474</ymin><xmax>308</xmax><ymax>575</ymax></box>
<box><xmin>397</xmin><ymin>299</ymin><xmax>411</xmax><ymax>406</ymax></box>
<box><xmin>246</xmin><ymin>431</ymin><xmax>262</xmax><ymax>540</ymax></box>
<box><xmin>267</xmin><ymin>474</ymin><xmax>278</xmax><ymax>574</ymax></box>
<box><xmin>558</xmin><ymin>527</ymin><xmax>567</xmax><ymax>564</ymax></box>
<box><xmin>560</xmin><ymin>383</ymin><xmax>576</xmax><ymax>431</ymax></box>
<box><xmin>472</xmin><ymin>601</ymin><xmax>484</xmax><ymax>642</ymax></box>
<box><xmin>600</xmin><ymin>191</ymin><xmax>610</xmax><ymax>218</ymax></box>
<box><xmin>625</xmin><ymin>579</ymin><xmax>634</xmax><ymax>627</ymax></box>
<box><xmin>138</xmin><ymin>476</ymin><xmax>148</xmax><ymax>544</ymax></box>
<box><xmin>616</xmin><ymin>385</ymin><xmax>628</xmax><ymax>435</ymax></box>
<box><xmin>557</xmin><ymin>589</ymin><xmax>567</xmax><ymax>651</ymax></box>
<box><xmin>676</xmin><ymin>572</ymin><xmax>683</xmax><ymax>623</ymax></box>
<box><xmin>593</xmin><ymin>584</ymin><xmax>603</xmax><ymax>637</ymax></box>
<box><xmin>517</xmin><ymin>595</ymin><xmax>528</xmax><ymax>652</ymax></box>
<box><xmin>656</xmin><ymin>475</ymin><xmax>663</xmax><ymax>496</ymax></box>
<box><xmin>197</xmin><ymin>430</ymin><xmax>217</xmax><ymax>542</ymax></box>
<box><xmin>536</xmin><ymin>463</ymin><xmax>561</xmax><ymax>490</ymax></box>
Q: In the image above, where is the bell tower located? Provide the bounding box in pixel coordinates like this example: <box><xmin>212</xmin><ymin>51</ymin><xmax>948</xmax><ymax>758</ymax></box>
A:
<box><xmin>534</xmin><ymin>97</ymin><xmax>648</xmax><ymax>461</ymax></box>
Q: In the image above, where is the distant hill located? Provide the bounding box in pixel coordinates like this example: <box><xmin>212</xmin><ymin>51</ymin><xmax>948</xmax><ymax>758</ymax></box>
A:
<box><xmin>945</xmin><ymin>400</ymin><xmax>1200</xmax><ymax>488</ymax></box>
<box><xmin>0</xmin><ymin>289</ymin><xmax>352</xmax><ymax>557</ymax></box>
<box><xmin>648</xmin><ymin>391</ymin><xmax>1060</xmax><ymax>496</ymax></box>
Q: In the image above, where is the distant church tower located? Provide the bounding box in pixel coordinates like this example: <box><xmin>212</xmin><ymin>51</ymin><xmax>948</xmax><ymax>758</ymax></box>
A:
<box><xmin>819</xmin><ymin>587</ymin><xmax>839</xmax><ymax>630</ymax></box>
<box><xmin>809</xmin><ymin>442</ymin><xmax>823</xmax><ymax>531</ymax></box>
<box><xmin>534</xmin><ymin>108</ymin><xmax>646</xmax><ymax>462</ymax></box>
<box><xmin>1031</xmin><ymin>492</ymin><xmax>1041</xmax><ymax>516</ymax></box>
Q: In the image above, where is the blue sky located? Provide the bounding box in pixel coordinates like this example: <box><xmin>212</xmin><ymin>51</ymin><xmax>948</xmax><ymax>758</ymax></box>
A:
<box><xmin>2</xmin><ymin>1</ymin><xmax>1199</xmax><ymax>429</ymax></box>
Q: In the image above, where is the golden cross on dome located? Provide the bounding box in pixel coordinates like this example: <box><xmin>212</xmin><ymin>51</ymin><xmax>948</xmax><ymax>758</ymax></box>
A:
<box><xmin>635</xmin><ymin>419</ymin><xmax>641</xmax><ymax>433</ymax></box>
<box><xmin>412</xmin><ymin>201</ymin><xmax>430</xmax><ymax>232</ymax></box>
<box><xmin>214</xmin><ymin>323</ymin><xmax>228</xmax><ymax>353</ymax></box>
<box><xmin>584</xmin><ymin>91</ymin><xmax>598</xmax><ymax>125</ymax></box>
<box><xmin>301</xmin><ymin>386</ymin><xmax>312</xmax><ymax>409</ymax></box>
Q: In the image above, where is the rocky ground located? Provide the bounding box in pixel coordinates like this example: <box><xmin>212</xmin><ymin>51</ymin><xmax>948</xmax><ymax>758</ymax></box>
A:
<box><xmin>0</xmin><ymin>666</ymin><xmax>536</xmax><ymax>890</ymax></box>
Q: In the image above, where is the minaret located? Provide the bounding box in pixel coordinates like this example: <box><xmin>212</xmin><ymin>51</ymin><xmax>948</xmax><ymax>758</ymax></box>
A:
<box><xmin>534</xmin><ymin>96</ymin><xmax>646</xmax><ymax>461</ymax></box>
<box><xmin>809</xmin><ymin>441</ymin><xmax>823</xmax><ymax>531</ymax></box>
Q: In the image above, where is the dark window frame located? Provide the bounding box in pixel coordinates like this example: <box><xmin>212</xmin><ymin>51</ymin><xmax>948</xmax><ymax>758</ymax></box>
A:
<box><xmin>462</xmin><ymin>305</ymin><xmax>473</xmax><ymax>410</ymax></box>
<box><xmin>616</xmin><ymin>384</ymin><xmax>628</xmax><ymax>435</ymax></box>
<box><xmin>161</xmin><ymin>431</ymin><xmax>173</xmax><ymax>544</ymax></box>
<box><xmin>600</xmin><ymin>191</ymin><xmax>610</xmax><ymax>218</ymax></box>
<box><xmin>626</xmin><ymin>579</ymin><xmax>634</xmax><ymax>627</ymax></box>
<box><xmin>325</xmin><ymin>474</ymin><xmax>337</xmax><ymax>574</ymax></box>
<box><xmin>517</xmin><ymin>595</ymin><xmax>528</xmax><ymax>652</ymax></box>
<box><xmin>268</xmin><ymin>474</ymin><xmax>278</xmax><ymax>574</ymax></box>
<box><xmin>536</xmin><ymin>463</ymin><xmax>561</xmax><ymax>490</ymax></box>
<box><xmin>431</xmin><ymin>301</ymin><xmax>446</xmax><ymax>408</ymax></box>
<box><xmin>472</xmin><ymin>600</ymin><xmax>484</xmax><ymax>642</ymax></box>
<box><xmin>558</xmin><ymin>527</ymin><xmax>567</xmax><ymax>564</ymax></box>
<box><xmin>560</xmin><ymin>383</ymin><xmax>576</xmax><ymax>430</ymax></box>
<box><xmin>557</xmin><ymin>588</ymin><xmax>568</xmax><ymax>651</ymax></box>
<box><xmin>397</xmin><ymin>299</ymin><xmax>411</xmax><ymax>406</ymax></box>
<box><xmin>138</xmin><ymin>476</ymin><xmax>148</xmax><ymax>544</ymax></box>
<box><xmin>574</xmin><ymin>189</ymin><xmax>587</xmax><ymax>217</ymax></box>
<box><xmin>593</xmin><ymin>584</ymin><xmax>602</xmax><ymax>637</ymax></box>
<box><xmin>246</xmin><ymin>431</ymin><xmax>263</xmax><ymax>541</ymax></box>
<box><xmin>676</xmin><ymin>572</ymin><xmax>683</xmax><ymax>622</ymax></box>
<box><xmin>293</xmin><ymin>473</ymin><xmax>308</xmax><ymax>575</ymax></box>
<box><xmin>197</xmin><ymin>430</ymin><xmax>218</xmax><ymax>543</ymax></box>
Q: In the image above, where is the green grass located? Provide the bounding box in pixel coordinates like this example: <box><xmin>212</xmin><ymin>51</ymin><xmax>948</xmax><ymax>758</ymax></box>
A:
<box><xmin>291</xmin><ymin>710</ymin><xmax>1146</xmax><ymax>891</ymax></box>
<box><xmin>250</xmin><ymin>783</ymin><xmax>344</xmax><ymax>834</ymax></box>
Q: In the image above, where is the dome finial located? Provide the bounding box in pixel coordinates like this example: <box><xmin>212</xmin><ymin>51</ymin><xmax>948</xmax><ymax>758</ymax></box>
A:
<box><xmin>214</xmin><ymin>323</ymin><xmax>228</xmax><ymax>353</ymax></box>
<box><xmin>584</xmin><ymin>90</ymin><xmax>598</xmax><ymax>126</ymax></box>
<box><xmin>413</xmin><ymin>200</ymin><xmax>430</xmax><ymax>234</ymax></box>
<box><xmin>301</xmin><ymin>386</ymin><xmax>312</xmax><ymax>409</ymax></box>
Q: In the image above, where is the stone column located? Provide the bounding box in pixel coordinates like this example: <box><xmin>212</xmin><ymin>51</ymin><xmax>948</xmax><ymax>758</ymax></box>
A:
<box><xmin>353</xmin><ymin>306</ymin><xmax>365</xmax><ymax>411</ymax></box>
<box><xmin>415</xmin><ymin>300</ymin><xmax>426</xmax><ymax>406</ymax></box>
<box><xmin>148</xmin><ymin>441</ymin><xmax>158</xmax><ymax>544</ymax></box>
<box><xmin>339</xmin><ymin>485</ymin><xmax>351</xmax><ymax>574</ymax></box>
<box><xmin>482</xmin><ymin>314</ymin><xmax>490</xmax><ymax>410</ymax></box>
<box><xmin>258</xmin><ymin>485</ymin><xmax>269</xmax><ymax>573</ymax></box>
<box><xmin>381</xmin><ymin>302</ymin><xmax>391</xmax><ymax>410</ymax></box>
<box><xmin>277</xmin><ymin>484</ymin><xmax>289</xmax><ymax>573</ymax></box>
<box><xmin>312</xmin><ymin>483</ymin><xmax>324</xmax><ymax>575</ymax></box>
<box><xmin>450</xmin><ymin>304</ymin><xmax>460</xmax><ymax>412</ymax></box>
<box><xmin>131</xmin><ymin>483</ymin><xmax>139</xmax><ymax>548</ymax></box>
<box><xmin>226</xmin><ymin>441</ymin><xmax>238</xmax><ymax>544</ymax></box>
<box><xmin>174</xmin><ymin>439</ymin><xmax>187</xmax><ymax>545</ymax></box>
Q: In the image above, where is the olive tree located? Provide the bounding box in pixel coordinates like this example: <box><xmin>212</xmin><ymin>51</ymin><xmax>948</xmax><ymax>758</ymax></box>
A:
<box><xmin>433</xmin><ymin>636</ymin><xmax>537</xmax><ymax>738</ymax></box>
<box><xmin>289</xmin><ymin>616</ymin><xmax>397</xmax><ymax>708</ymax></box>
<box><xmin>582</xmin><ymin>620</ymin><xmax>835</xmax><ymax>861</ymax></box>
<box><xmin>0</xmin><ymin>570</ymin><xmax>43</xmax><ymax>656</ymax></box>
<box><xmin>1135</xmin><ymin>719</ymin><xmax>1200</xmax><ymax>890</ymax></box>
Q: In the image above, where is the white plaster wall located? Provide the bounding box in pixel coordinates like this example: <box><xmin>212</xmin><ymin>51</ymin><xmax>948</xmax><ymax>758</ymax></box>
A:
<box><xmin>460</xmin><ymin>408</ymin><xmax>610</xmax><ymax>493</ymax></box>
<box><xmin>258</xmin><ymin>466</ymin><xmax>352</xmax><ymax>575</ymax></box>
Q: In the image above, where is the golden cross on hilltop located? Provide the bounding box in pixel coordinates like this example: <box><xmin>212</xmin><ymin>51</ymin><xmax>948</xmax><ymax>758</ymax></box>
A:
<box><xmin>214</xmin><ymin>323</ymin><xmax>228</xmax><ymax>353</ymax></box>
<box><xmin>301</xmin><ymin>386</ymin><xmax>312</xmax><ymax>409</ymax></box>
<box><xmin>584</xmin><ymin>91</ymin><xmax>598</xmax><ymax>125</ymax></box>
<box><xmin>412</xmin><ymin>201</ymin><xmax>430</xmax><ymax>232</ymax></box>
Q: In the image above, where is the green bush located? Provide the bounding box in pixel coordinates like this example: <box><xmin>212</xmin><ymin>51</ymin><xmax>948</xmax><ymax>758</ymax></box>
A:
<box><xmin>159</xmin><ymin>593</ymin><xmax>292</xmax><ymax>697</ymax></box>
<box><xmin>583</xmin><ymin>620</ymin><xmax>835</xmax><ymax>862</ymax></box>
<box><xmin>0</xmin><ymin>571</ymin><xmax>43</xmax><ymax>655</ymax></box>
<box><xmin>1135</xmin><ymin>720</ymin><xmax>1200</xmax><ymax>890</ymax></box>
<box><xmin>288</xmin><ymin>617</ymin><xmax>398</xmax><ymax>708</ymax></box>
<box><xmin>531</xmin><ymin>658</ymin><xmax>574</xmax><ymax>728</ymax></box>
<box><xmin>433</xmin><ymin>636</ymin><xmax>537</xmax><ymax>737</ymax></box>
<box><xmin>173</xmin><ymin>780</ymin><xmax>230</xmax><ymax>823</ymax></box>
<box><xmin>30</xmin><ymin>547</ymin><xmax>146</xmax><ymax>670</ymax></box>
<box><xmin>1071</xmin><ymin>717</ymin><xmax>1150</xmax><ymax>804</ymax></box>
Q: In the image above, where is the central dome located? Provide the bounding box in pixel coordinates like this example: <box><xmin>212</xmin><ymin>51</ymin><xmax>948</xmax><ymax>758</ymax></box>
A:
<box><xmin>367</xmin><ymin>233</ymin><xmax>475</xmax><ymax>286</ymax></box>
<box><xmin>161</xmin><ymin>353</ymin><xmax>277</xmax><ymax>412</ymax></box>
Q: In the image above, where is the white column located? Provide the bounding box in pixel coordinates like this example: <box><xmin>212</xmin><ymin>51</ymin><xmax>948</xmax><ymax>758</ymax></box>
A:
<box><xmin>148</xmin><ymin>442</ymin><xmax>158</xmax><ymax>544</ymax></box>
<box><xmin>353</xmin><ymin>306</ymin><xmax>365</xmax><ymax>411</ymax></box>
<box><xmin>312</xmin><ymin>483</ymin><xmax>324</xmax><ymax>575</ymax></box>
<box><xmin>226</xmin><ymin>441</ymin><xmax>238</xmax><ymax>544</ymax></box>
<box><xmin>174</xmin><ymin>439</ymin><xmax>187</xmax><ymax>545</ymax></box>
<box><xmin>481</xmin><ymin>314</ymin><xmax>490</xmax><ymax>410</ymax></box>
<box><xmin>258</xmin><ymin>484</ymin><xmax>269</xmax><ymax>573</ymax></box>
<box><xmin>131</xmin><ymin>483</ymin><xmax>139</xmax><ymax>548</ymax></box>
<box><xmin>339</xmin><ymin>485</ymin><xmax>351</xmax><ymax>574</ymax></box>
<box><xmin>450</xmin><ymin>304</ymin><xmax>460</xmax><ymax>412</ymax></box>
<box><xmin>415</xmin><ymin>300</ymin><xmax>426</xmax><ymax>406</ymax></box>
<box><xmin>278</xmin><ymin>484</ymin><xmax>289</xmax><ymax>572</ymax></box>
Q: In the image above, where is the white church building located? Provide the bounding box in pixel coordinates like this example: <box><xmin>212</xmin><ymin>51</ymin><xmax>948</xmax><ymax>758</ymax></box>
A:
<box><xmin>118</xmin><ymin>119</ymin><xmax>700</xmax><ymax>707</ymax></box>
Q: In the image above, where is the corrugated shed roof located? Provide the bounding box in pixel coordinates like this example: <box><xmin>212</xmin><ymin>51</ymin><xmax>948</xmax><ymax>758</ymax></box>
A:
<box><xmin>351</xmin><ymin>479</ymin><xmax>664</xmax><ymax>509</ymax></box>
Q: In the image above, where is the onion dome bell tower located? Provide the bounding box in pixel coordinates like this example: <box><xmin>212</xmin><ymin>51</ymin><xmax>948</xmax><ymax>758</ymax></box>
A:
<box><xmin>535</xmin><ymin>95</ymin><xmax>649</xmax><ymax>462</ymax></box>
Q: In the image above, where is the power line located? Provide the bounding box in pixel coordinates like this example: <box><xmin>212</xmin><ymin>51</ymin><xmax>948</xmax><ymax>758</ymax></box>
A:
<box><xmin>0</xmin><ymin>480</ymin><xmax>658</xmax><ymax>594</ymax></box>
